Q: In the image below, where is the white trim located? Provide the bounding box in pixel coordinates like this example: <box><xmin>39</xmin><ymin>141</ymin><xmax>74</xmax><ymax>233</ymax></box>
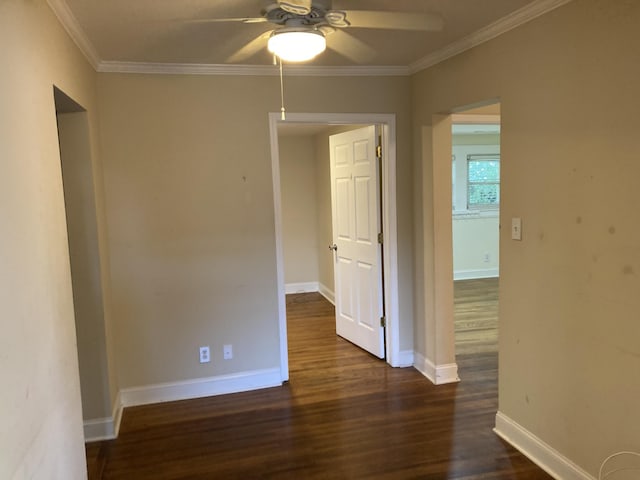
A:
<box><xmin>285</xmin><ymin>282</ymin><xmax>319</xmax><ymax>294</ymax></box>
<box><xmin>46</xmin><ymin>0</ymin><xmax>100</xmax><ymax>69</ymax></box>
<box><xmin>494</xmin><ymin>412</ymin><xmax>595</xmax><ymax>480</ymax></box>
<box><xmin>454</xmin><ymin>268</ymin><xmax>499</xmax><ymax>281</ymax></box>
<box><xmin>83</xmin><ymin>417</ymin><xmax>115</xmax><ymax>442</ymax></box>
<box><xmin>269</xmin><ymin>112</ymin><xmax>401</xmax><ymax>373</ymax></box>
<box><xmin>98</xmin><ymin>62</ymin><xmax>410</xmax><ymax>77</ymax></box>
<box><xmin>318</xmin><ymin>282</ymin><xmax>335</xmax><ymax>305</ymax></box>
<box><xmin>409</xmin><ymin>0</ymin><xmax>574</xmax><ymax>73</ymax></box>
<box><xmin>397</xmin><ymin>350</ymin><xmax>415</xmax><ymax>368</ymax></box>
<box><xmin>112</xmin><ymin>391</ymin><xmax>123</xmax><ymax>437</ymax></box>
<box><xmin>119</xmin><ymin>368</ymin><xmax>282</xmax><ymax>408</ymax></box>
<box><xmin>270</xmin><ymin>120</ymin><xmax>290</xmax><ymax>383</ymax></box>
<box><xmin>83</xmin><ymin>391</ymin><xmax>123</xmax><ymax>442</ymax></box>
<box><xmin>413</xmin><ymin>352</ymin><xmax>460</xmax><ymax>385</ymax></box>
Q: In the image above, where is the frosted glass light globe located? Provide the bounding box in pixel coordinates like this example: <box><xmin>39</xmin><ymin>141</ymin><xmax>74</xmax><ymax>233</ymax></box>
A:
<box><xmin>268</xmin><ymin>30</ymin><xmax>326</xmax><ymax>62</ymax></box>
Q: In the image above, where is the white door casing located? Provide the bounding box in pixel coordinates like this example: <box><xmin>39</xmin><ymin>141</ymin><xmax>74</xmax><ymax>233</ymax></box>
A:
<box><xmin>330</xmin><ymin>126</ymin><xmax>385</xmax><ymax>358</ymax></box>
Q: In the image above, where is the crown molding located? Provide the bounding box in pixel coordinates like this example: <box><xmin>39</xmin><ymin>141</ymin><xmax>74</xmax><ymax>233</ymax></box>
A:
<box><xmin>46</xmin><ymin>0</ymin><xmax>100</xmax><ymax>69</ymax></box>
<box><xmin>97</xmin><ymin>61</ymin><xmax>410</xmax><ymax>77</ymax></box>
<box><xmin>409</xmin><ymin>0</ymin><xmax>574</xmax><ymax>74</ymax></box>
<box><xmin>48</xmin><ymin>0</ymin><xmax>572</xmax><ymax>77</ymax></box>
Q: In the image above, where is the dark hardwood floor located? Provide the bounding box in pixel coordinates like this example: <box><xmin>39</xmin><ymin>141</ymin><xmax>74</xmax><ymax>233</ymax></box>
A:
<box><xmin>86</xmin><ymin>285</ymin><xmax>550</xmax><ymax>479</ymax></box>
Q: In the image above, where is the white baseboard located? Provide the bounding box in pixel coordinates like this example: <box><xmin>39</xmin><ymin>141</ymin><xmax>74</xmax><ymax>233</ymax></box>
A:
<box><xmin>119</xmin><ymin>368</ymin><xmax>282</xmax><ymax>408</ymax></box>
<box><xmin>285</xmin><ymin>282</ymin><xmax>335</xmax><ymax>305</ymax></box>
<box><xmin>318</xmin><ymin>282</ymin><xmax>335</xmax><ymax>305</ymax></box>
<box><xmin>83</xmin><ymin>391</ymin><xmax>123</xmax><ymax>442</ymax></box>
<box><xmin>285</xmin><ymin>282</ymin><xmax>319</xmax><ymax>294</ymax></box>
<box><xmin>494</xmin><ymin>411</ymin><xmax>595</xmax><ymax>480</ymax></box>
<box><xmin>395</xmin><ymin>350</ymin><xmax>415</xmax><ymax>368</ymax></box>
<box><xmin>413</xmin><ymin>352</ymin><xmax>460</xmax><ymax>385</ymax></box>
<box><xmin>83</xmin><ymin>417</ymin><xmax>116</xmax><ymax>442</ymax></box>
<box><xmin>454</xmin><ymin>268</ymin><xmax>499</xmax><ymax>281</ymax></box>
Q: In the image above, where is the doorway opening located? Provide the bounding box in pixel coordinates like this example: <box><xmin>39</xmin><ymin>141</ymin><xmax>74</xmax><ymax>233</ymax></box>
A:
<box><xmin>451</xmin><ymin>104</ymin><xmax>501</xmax><ymax>358</ymax></box>
<box><xmin>268</xmin><ymin>113</ymin><xmax>401</xmax><ymax>382</ymax></box>
<box><xmin>278</xmin><ymin>124</ymin><xmax>385</xmax><ymax>360</ymax></box>
<box><xmin>54</xmin><ymin>87</ymin><xmax>115</xmax><ymax>441</ymax></box>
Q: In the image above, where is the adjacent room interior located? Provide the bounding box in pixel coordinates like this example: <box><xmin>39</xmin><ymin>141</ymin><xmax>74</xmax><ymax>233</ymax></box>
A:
<box><xmin>451</xmin><ymin>104</ymin><xmax>501</xmax><ymax>358</ymax></box>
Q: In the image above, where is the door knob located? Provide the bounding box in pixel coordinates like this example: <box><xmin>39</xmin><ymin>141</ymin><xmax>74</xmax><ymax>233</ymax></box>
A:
<box><xmin>329</xmin><ymin>244</ymin><xmax>338</xmax><ymax>251</ymax></box>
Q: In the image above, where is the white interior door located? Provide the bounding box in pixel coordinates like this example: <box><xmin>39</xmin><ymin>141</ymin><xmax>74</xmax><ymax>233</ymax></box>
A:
<box><xmin>329</xmin><ymin>126</ymin><xmax>385</xmax><ymax>359</ymax></box>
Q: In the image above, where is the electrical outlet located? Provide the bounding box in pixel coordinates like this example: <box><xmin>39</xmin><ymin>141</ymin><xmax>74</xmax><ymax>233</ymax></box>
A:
<box><xmin>199</xmin><ymin>346</ymin><xmax>210</xmax><ymax>363</ymax></box>
<box><xmin>223</xmin><ymin>344</ymin><xmax>233</xmax><ymax>360</ymax></box>
<box><xmin>483</xmin><ymin>253</ymin><xmax>490</xmax><ymax>263</ymax></box>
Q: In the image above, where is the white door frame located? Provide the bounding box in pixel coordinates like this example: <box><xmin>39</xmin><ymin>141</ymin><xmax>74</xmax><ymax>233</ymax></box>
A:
<box><xmin>268</xmin><ymin>112</ymin><xmax>400</xmax><ymax>381</ymax></box>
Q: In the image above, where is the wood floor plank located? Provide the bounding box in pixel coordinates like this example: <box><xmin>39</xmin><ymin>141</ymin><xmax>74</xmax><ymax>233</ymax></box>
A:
<box><xmin>455</xmin><ymin>278</ymin><xmax>499</xmax><ymax>355</ymax></box>
<box><xmin>86</xmin><ymin>286</ymin><xmax>550</xmax><ymax>479</ymax></box>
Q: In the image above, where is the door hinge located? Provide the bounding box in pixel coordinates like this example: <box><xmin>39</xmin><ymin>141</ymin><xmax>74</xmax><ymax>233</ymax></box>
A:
<box><xmin>377</xmin><ymin>232</ymin><xmax>383</xmax><ymax>244</ymax></box>
<box><xmin>376</xmin><ymin>144</ymin><xmax>382</xmax><ymax>159</ymax></box>
<box><xmin>380</xmin><ymin>316</ymin><xmax>386</xmax><ymax>328</ymax></box>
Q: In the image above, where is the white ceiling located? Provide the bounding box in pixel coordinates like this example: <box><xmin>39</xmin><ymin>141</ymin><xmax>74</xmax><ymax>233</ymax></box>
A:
<box><xmin>50</xmin><ymin>0</ymin><xmax>572</xmax><ymax>72</ymax></box>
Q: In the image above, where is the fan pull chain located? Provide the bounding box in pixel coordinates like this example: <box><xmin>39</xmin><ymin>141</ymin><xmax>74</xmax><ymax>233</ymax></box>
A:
<box><xmin>279</xmin><ymin>56</ymin><xmax>286</xmax><ymax>120</ymax></box>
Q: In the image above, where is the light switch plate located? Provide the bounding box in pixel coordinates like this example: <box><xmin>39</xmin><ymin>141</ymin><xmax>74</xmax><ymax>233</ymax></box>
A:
<box><xmin>511</xmin><ymin>218</ymin><xmax>522</xmax><ymax>241</ymax></box>
<box><xmin>223</xmin><ymin>344</ymin><xmax>233</xmax><ymax>360</ymax></box>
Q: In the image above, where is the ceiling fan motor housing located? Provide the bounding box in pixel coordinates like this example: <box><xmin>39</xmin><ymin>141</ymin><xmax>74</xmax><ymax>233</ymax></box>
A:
<box><xmin>262</xmin><ymin>0</ymin><xmax>335</xmax><ymax>26</ymax></box>
<box><xmin>278</xmin><ymin>0</ymin><xmax>312</xmax><ymax>15</ymax></box>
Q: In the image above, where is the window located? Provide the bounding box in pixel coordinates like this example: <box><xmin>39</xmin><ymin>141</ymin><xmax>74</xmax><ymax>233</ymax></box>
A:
<box><xmin>467</xmin><ymin>154</ymin><xmax>499</xmax><ymax>209</ymax></box>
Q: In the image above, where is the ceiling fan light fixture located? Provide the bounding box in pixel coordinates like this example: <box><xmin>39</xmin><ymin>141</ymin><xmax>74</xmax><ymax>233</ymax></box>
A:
<box><xmin>268</xmin><ymin>29</ymin><xmax>326</xmax><ymax>62</ymax></box>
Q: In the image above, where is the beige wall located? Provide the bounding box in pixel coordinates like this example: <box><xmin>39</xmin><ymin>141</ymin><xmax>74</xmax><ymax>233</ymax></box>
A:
<box><xmin>413</xmin><ymin>0</ymin><xmax>640</xmax><ymax>475</ymax></box>
<box><xmin>279</xmin><ymin>135</ymin><xmax>320</xmax><ymax>287</ymax></box>
<box><xmin>0</xmin><ymin>1</ymin><xmax>111</xmax><ymax>477</ymax></box>
<box><xmin>96</xmin><ymin>73</ymin><xmax>413</xmax><ymax>388</ymax></box>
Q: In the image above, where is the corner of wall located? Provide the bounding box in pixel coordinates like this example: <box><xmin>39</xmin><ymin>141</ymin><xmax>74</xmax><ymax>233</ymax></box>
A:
<box><xmin>318</xmin><ymin>282</ymin><xmax>335</xmax><ymax>305</ymax></box>
<box><xmin>83</xmin><ymin>391</ymin><xmax>123</xmax><ymax>443</ymax></box>
<box><xmin>413</xmin><ymin>352</ymin><xmax>459</xmax><ymax>385</ymax></box>
<box><xmin>396</xmin><ymin>350</ymin><xmax>415</xmax><ymax>368</ymax></box>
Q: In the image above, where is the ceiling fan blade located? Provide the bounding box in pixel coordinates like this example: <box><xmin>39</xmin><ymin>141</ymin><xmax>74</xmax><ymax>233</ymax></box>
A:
<box><xmin>226</xmin><ymin>31</ymin><xmax>272</xmax><ymax>63</ymax></box>
<box><xmin>328</xmin><ymin>29</ymin><xmax>376</xmax><ymax>64</ymax></box>
<box><xmin>344</xmin><ymin>10</ymin><xmax>444</xmax><ymax>31</ymax></box>
<box><xmin>185</xmin><ymin>17</ymin><xmax>267</xmax><ymax>24</ymax></box>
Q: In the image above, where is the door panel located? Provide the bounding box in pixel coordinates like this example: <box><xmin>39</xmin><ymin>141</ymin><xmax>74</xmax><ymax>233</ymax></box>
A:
<box><xmin>335</xmin><ymin>179</ymin><xmax>351</xmax><ymax>240</ymax></box>
<box><xmin>337</xmin><ymin>257</ymin><xmax>355</xmax><ymax>322</ymax></box>
<box><xmin>356</xmin><ymin>261</ymin><xmax>376</xmax><ymax>330</ymax></box>
<box><xmin>330</xmin><ymin>125</ymin><xmax>385</xmax><ymax>358</ymax></box>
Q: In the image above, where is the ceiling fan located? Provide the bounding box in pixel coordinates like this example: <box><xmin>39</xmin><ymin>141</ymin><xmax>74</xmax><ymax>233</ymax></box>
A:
<box><xmin>197</xmin><ymin>0</ymin><xmax>444</xmax><ymax>63</ymax></box>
